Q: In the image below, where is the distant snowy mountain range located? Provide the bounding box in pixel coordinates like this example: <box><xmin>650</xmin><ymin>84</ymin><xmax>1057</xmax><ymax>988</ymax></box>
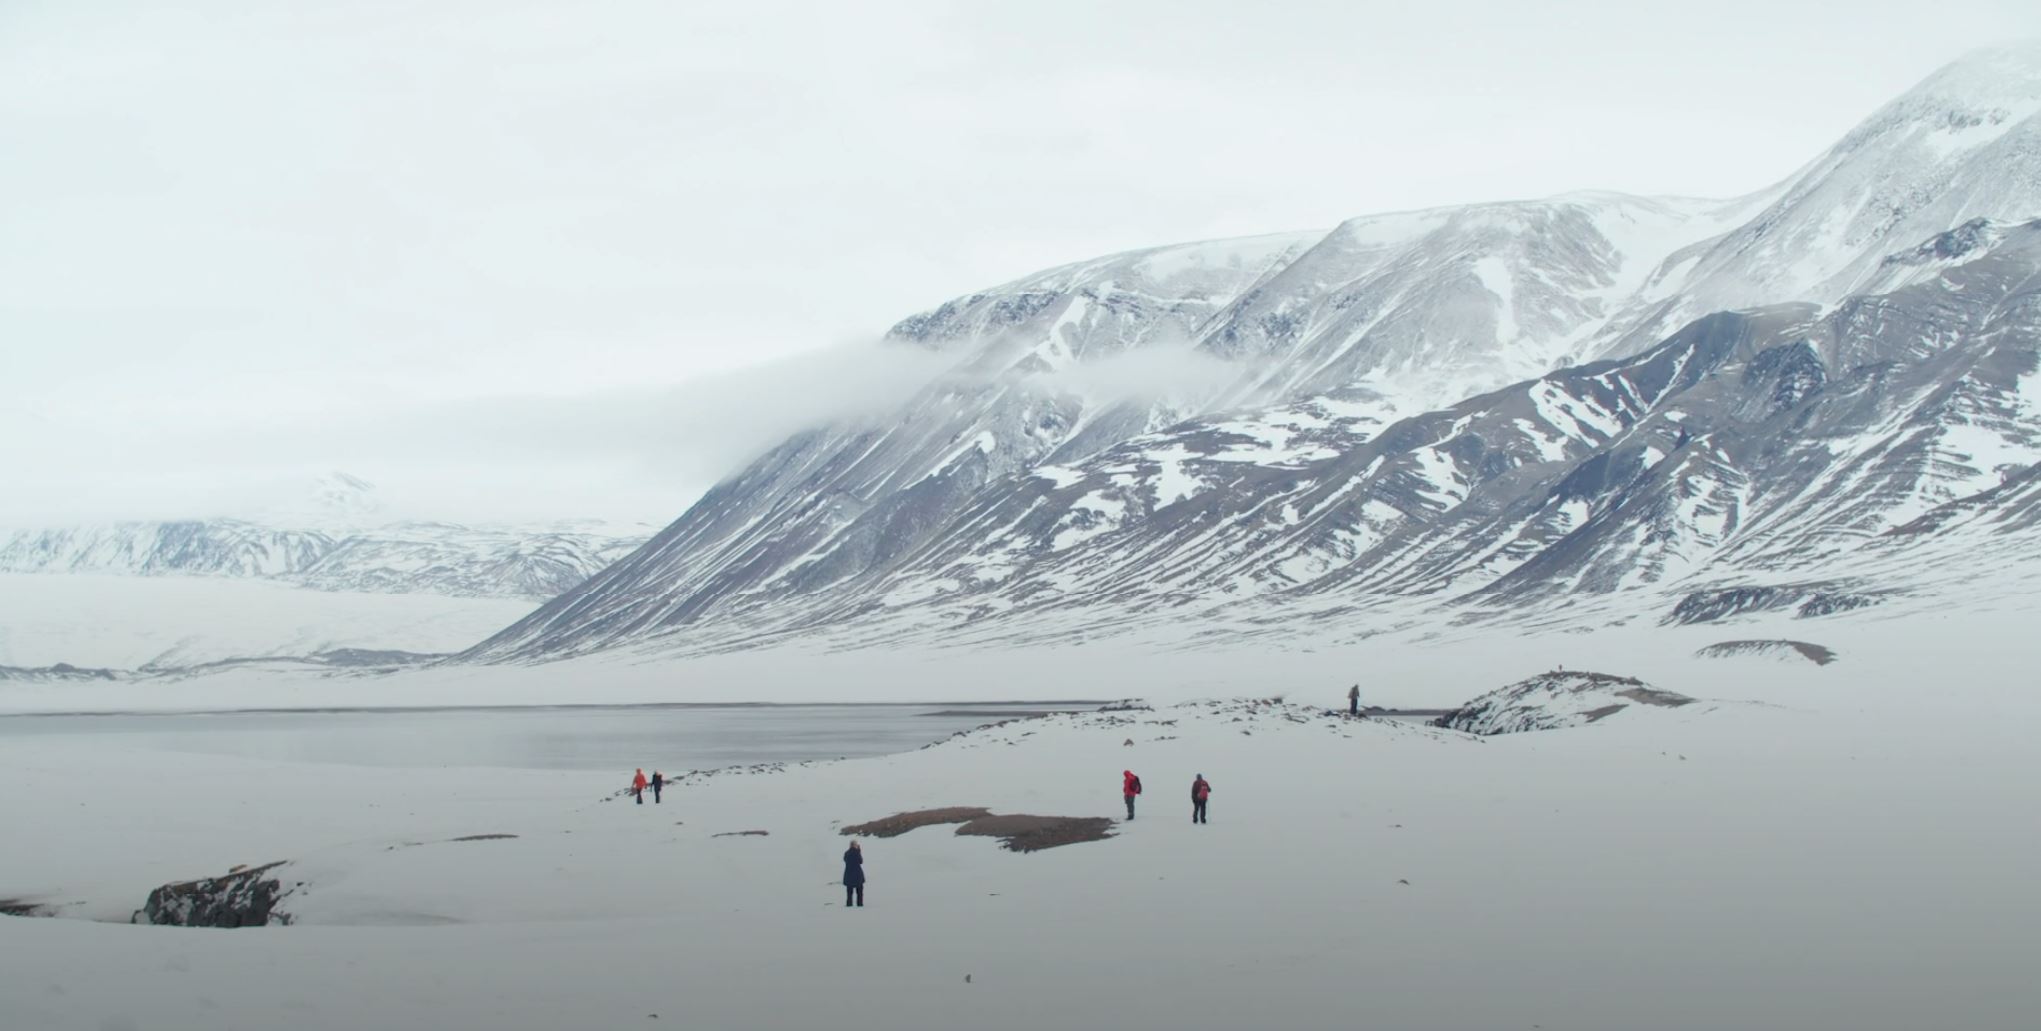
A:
<box><xmin>465</xmin><ymin>46</ymin><xmax>2041</xmax><ymax>662</ymax></box>
<box><xmin>0</xmin><ymin>474</ymin><xmax>651</xmax><ymax>602</ymax></box>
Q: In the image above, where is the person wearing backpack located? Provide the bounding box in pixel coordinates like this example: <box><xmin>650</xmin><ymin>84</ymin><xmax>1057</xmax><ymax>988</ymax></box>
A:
<box><xmin>1122</xmin><ymin>769</ymin><xmax>1143</xmax><ymax>820</ymax></box>
<box><xmin>650</xmin><ymin>770</ymin><xmax>664</xmax><ymax>804</ymax></box>
<box><xmin>1191</xmin><ymin>774</ymin><xmax>1212</xmax><ymax>824</ymax></box>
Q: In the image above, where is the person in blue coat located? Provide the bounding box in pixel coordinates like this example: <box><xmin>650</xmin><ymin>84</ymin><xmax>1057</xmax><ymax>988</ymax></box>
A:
<box><xmin>842</xmin><ymin>840</ymin><xmax>866</xmax><ymax>908</ymax></box>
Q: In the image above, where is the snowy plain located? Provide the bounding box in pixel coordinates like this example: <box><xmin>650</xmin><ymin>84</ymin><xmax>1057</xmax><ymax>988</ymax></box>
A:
<box><xmin>0</xmin><ymin>573</ymin><xmax>535</xmax><ymax>670</ymax></box>
<box><xmin>3</xmin><ymin>603</ymin><xmax>2038</xmax><ymax>1030</ymax></box>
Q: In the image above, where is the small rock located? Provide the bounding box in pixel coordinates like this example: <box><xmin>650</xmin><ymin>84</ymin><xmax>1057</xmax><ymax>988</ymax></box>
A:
<box><xmin>1397</xmin><ymin>879</ymin><xmax>1410</xmax><ymax>886</ymax></box>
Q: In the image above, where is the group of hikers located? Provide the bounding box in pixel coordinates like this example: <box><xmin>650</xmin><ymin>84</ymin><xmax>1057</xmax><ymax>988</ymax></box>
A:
<box><xmin>627</xmin><ymin>682</ymin><xmax>1405</xmax><ymax>907</ymax></box>
<box><xmin>625</xmin><ymin>765</ymin><xmax>1218</xmax><ymax>909</ymax></box>
<box><xmin>1120</xmin><ymin>769</ymin><xmax>1213</xmax><ymax>823</ymax></box>
<box><xmin>623</xmin><ymin>685</ymin><xmax>1387</xmax><ymax>906</ymax></box>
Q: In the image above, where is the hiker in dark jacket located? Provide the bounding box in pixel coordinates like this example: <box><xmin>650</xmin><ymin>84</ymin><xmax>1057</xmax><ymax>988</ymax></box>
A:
<box><xmin>1122</xmin><ymin>770</ymin><xmax>1142</xmax><ymax>820</ymax></box>
<box><xmin>843</xmin><ymin>840</ymin><xmax>866</xmax><ymax>908</ymax></box>
<box><xmin>650</xmin><ymin>770</ymin><xmax>664</xmax><ymax>804</ymax></box>
<box><xmin>1348</xmin><ymin>684</ymin><xmax>1360</xmax><ymax>716</ymax></box>
<box><xmin>1191</xmin><ymin>774</ymin><xmax>1212</xmax><ymax>824</ymax></box>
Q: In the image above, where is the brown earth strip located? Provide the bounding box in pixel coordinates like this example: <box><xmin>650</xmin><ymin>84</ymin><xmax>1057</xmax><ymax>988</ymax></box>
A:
<box><xmin>840</xmin><ymin>807</ymin><xmax>991</xmax><ymax>837</ymax></box>
<box><xmin>953</xmin><ymin>814</ymin><xmax>1116</xmax><ymax>853</ymax></box>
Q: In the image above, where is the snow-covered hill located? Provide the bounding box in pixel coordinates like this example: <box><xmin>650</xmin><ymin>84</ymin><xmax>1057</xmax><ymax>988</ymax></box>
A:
<box><xmin>463</xmin><ymin>46</ymin><xmax>2041</xmax><ymax>665</ymax></box>
<box><xmin>0</xmin><ymin>474</ymin><xmax>648</xmax><ymax>670</ymax></box>
<box><xmin>1434</xmin><ymin>670</ymin><xmax>1696</xmax><ymax>735</ymax></box>
<box><xmin>0</xmin><ymin>475</ymin><xmax>648</xmax><ymax>602</ymax></box>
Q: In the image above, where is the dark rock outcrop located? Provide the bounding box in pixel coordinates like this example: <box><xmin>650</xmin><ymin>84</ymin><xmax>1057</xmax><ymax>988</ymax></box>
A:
<box><xmin>0</xmin><ymin>897</ymin><xmax>55</xmax><ymax>917</ymax></box>
<box><xmin>1695</xmin><ymin>640</ymin><xmax>1838</xmax><ymax>665</ymax></box>
<box><xmin>1666</xmin><ymin>584</ymin><xmax>1884</xmax><ymax>625</ymax></box>
<box><xmin>137</xmin><ymin>862</ymin><xmax>294</xmax><ymax>928</ymax></box>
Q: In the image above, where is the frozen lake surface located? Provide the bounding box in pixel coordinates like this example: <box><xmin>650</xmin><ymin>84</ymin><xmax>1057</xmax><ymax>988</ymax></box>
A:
<box><xmin>0</xmin><ymin>703</ymin><xmax>1097</xmax><ymax>772</ymax></box>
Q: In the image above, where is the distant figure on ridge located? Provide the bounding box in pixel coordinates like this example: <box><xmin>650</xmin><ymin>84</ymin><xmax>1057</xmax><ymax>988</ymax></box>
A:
<box><xmin>843</xmin><ymin>840</ymin><xmax>866</xmax><ymax>908</ymax></box>
<box><xmin>650</xmin><ymin>770</ymin><xmax>664</xmax><ymax>804</ymax></box>
<box><xmin>1348</xmin><ymin>684</ymin><xmax>1360</xmax><ymax>716</ymax></box>
<box><xmin>1122</xmin><ymin>769</ymin><xmax>1143</xmax><ymax>821</ymax></box>
<box><xmin>631</xmin><ymin>768</ymin><xmax>648</xmax><ymax>805</ymax></box>
<box><xmin>1191</xmin><ymin>774</ymin><xmax>1212</xmax><ymax>824</ymax></box>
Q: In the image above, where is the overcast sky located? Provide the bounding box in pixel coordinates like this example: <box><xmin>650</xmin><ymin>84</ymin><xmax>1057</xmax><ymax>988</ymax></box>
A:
<box><xmin>3</xmin><ymin>0</ymin><xmax>2038</xmax><ymax>525</ymax></box>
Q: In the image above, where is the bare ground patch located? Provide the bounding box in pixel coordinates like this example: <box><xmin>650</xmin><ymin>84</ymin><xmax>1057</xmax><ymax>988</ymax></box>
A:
<box><xmin>839</xmin><ymin>807</ymin><xmax>1114</xmax><ymax>852</ymax></box>
<box><xmin>711</xmin><ymin>830</ymin><xmax>770</xmax><ymax>838</ymax></box>
<box><xmin>1</xmin><ymin>897</ymin><xmax>52</xmax><ymax>918</ymax></box>
<box><xmin>449</xmin><ymin>834</ymin><xmax>519</xmax><ymax>842</ymax></box>
<box><xmin>840</xmin><ymin>807</ymin><xmax>991</xmax><ymax>838</ymax></box>
<box><xmin>954</xmin><ymin>814</ymin><xmax>1116</xmax><ymax>853</ymax></box>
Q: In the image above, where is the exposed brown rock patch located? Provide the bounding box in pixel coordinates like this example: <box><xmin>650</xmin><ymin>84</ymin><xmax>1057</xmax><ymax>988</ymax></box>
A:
<box><xmin>954</xmin><ymin>814</ymin><xmax>1116</xmax><ymax>853</ymax></box>
<box><xmin>840</xmin><ymin>807</ymin><xmax>991</xmax><ymax>838</ymax></box>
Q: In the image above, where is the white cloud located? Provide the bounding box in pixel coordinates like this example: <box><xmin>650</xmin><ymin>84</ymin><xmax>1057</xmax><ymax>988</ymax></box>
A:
<box><xmin>0</xmin><ymin>339</ymin><xmax>951</xmax><ymax>526</ymax></box>
<box><xmin>3</xmin><ymin>1</ymin><xmax>2038</xmax><ymax>524</ymax></box>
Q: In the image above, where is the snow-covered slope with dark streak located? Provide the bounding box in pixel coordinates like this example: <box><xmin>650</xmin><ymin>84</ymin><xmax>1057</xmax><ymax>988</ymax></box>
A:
<box><xmin>468</xmin><ymin>48</ymin><xmax>2041</xmax><ymax>662</ymax></box>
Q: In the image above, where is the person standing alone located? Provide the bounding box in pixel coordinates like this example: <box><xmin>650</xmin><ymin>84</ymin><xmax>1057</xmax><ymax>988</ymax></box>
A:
<box><xmin>1122</xmin><ymin>769</ymin><xmax>1143</xmax><ymax>821</ymax></box>
<box><xmin>842</xmin><ymin>840</ymin><xmax>866</xmax><ymax>908</ymax></box>
<box><xmin>650</xmin><ymin>770</ymin><xmax>664</xmax><ymax>804</ymax></box>
<box><xmin>631</xmin><ymin>768</ymin><xmax>648</xmax><ymax>805</ymax></box>
<box><xmin>1348</xmin><ymin>684</ymin><xmax>1360</xmax><ymax>716</ymax></box>
<box><xmin>1191</xmin><ymin>774</ymin><xmax>1212</xmax><ymax>824</ymax></box>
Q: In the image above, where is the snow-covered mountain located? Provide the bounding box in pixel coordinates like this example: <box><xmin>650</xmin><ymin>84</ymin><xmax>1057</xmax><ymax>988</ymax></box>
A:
<box><xmin>1594</xmin><ymin>45</ymin><xmax>2041</xmax><ymax>359</ymax></box>
<box><xmin>0</xmin><ymin>476</ymin><xmax>650</xmax><ymax>602</ymax></box>
<box><xmin>466</xmin><ymin>46</ymin><xmax>2041</xmax><ymax>663</ymax></box>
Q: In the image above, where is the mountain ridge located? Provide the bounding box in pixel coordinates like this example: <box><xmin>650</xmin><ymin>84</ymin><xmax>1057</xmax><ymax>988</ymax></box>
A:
<box><xmin>458</xmin><ymin>47</ymin><xmax>2041</xmax><ymax>661</ymax></box>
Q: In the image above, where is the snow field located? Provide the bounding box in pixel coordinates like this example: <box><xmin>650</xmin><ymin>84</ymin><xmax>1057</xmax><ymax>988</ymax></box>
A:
<box><xmin>0</xmin><ymin>573</ymin><xmax>534</xmax><ymax>669</ymax></box>
<box><xmin>5</xmin><ymin>617</ymin><xmax>2040</xmax><ymax>1030</ymax></box>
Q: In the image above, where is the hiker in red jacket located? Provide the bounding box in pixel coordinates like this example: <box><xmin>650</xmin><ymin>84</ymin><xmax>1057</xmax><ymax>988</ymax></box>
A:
<box><xmin>1191</xmin><ymin>774</ymin><xmax>1212</xmax><ymax>824</ymax></box>
<box><xmin>631</xmin><ymin>768</ymin><xmax>648</xmax><ymax>805</ymax></box>
<box><xmin>1122</xmin><ymin>770</ymin><xmax>1142</xmax><ymax>820</ymax></box>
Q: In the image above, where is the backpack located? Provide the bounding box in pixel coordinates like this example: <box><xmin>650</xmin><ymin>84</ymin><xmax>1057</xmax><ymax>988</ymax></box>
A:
<box><xmin>1131</xmin><ymin>775</ymin><xmax>1143</xmax><ymax>795</ymax></box>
